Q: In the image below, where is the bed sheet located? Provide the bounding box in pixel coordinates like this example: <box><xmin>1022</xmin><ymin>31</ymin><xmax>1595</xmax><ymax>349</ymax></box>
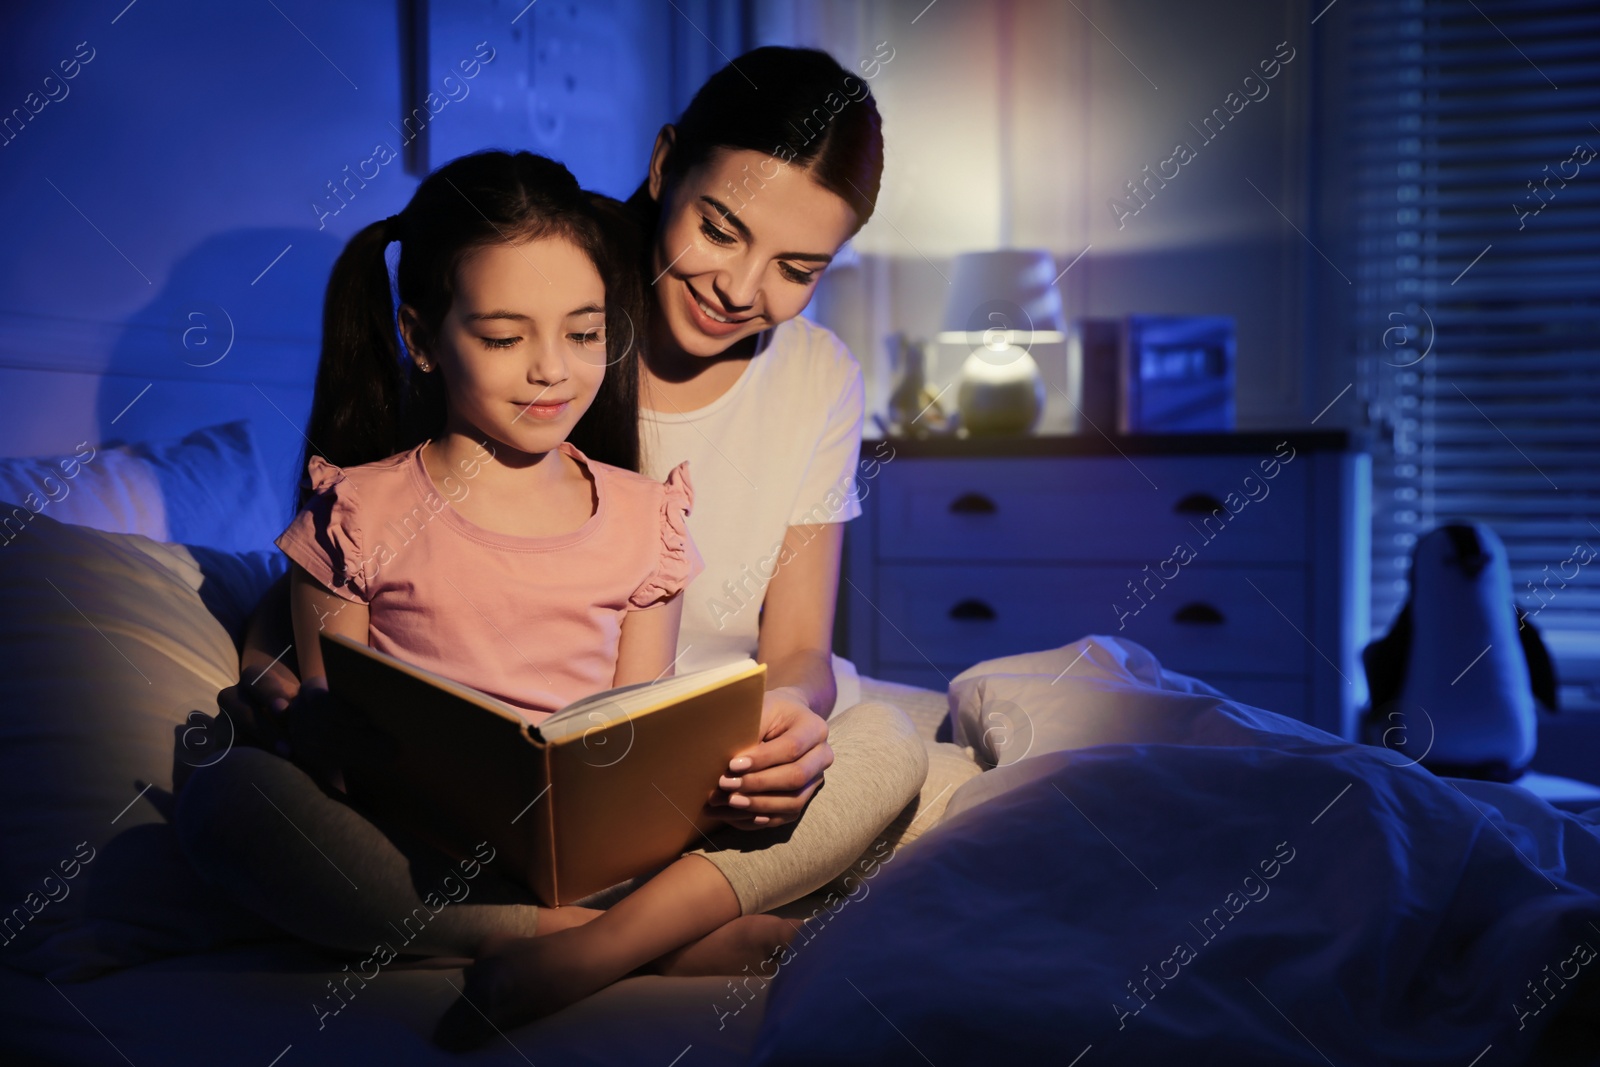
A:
<box><xmin>0</xmin><ymin>937</ymin><xmax>768</xmax><ymax>1067</ymax></box>
<box><xmin>748</xmin><ymin>637</ymin><xmax>1600</xmax><ymax>1065</ymax></box>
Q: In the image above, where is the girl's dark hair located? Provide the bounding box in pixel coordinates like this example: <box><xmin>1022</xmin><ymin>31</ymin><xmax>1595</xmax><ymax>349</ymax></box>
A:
<box><xmin>625</xmin><ymin>46</ymin><xmax>885</xmax><ymax>237</ymax></box>
<box><xmin>298</xmin><ymin>150</ymin><xmax>644</xmax><ymax>509</ymax></box>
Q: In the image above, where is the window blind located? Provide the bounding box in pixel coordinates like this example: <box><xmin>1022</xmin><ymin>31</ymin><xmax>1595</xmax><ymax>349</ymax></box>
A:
<box><xmin>1345</xmin><ymin>0</ymin><xmax>1600</xmax><ymax>701</ymax></box>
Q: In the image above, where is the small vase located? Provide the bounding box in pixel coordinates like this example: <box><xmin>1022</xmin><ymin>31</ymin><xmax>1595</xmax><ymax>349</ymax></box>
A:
<box><xmin>885</xmin><ymin>335</ymin><xmax>948</xmax><ymax>438</ymax></box>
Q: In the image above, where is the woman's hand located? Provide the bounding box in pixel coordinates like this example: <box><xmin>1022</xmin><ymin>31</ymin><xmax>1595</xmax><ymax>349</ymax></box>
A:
<box><xmin>715</xmin><ymin>521</ymin><xmax>842</xmax><ymax>831</ymax></box>
<box><xmin>705</xmin><ymin>686</ymin><xmax>833</xmax><ymax>830</ymax></box>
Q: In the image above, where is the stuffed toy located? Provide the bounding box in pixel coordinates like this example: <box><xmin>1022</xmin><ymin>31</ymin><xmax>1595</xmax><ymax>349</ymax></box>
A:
<box><xmin>1362</xmin><ymin>522</ymin><xmax>1556</xmax><ymax>781</ymax></box>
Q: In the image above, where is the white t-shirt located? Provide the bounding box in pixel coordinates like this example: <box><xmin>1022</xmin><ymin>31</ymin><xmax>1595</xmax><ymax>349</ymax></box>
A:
<box><xmin>639</xmin><ymin>316</ymin><xmax>865</xmax><ymax>716</ymax></box>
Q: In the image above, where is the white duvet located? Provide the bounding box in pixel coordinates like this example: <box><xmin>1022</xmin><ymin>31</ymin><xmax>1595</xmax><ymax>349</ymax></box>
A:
<box><xmin>748</xmin><ymin>637</ymin><xmax>1600</xmax><ymax>1065</ymax></box>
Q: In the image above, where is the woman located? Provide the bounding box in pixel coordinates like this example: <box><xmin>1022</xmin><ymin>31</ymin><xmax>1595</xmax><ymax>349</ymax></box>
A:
<box><xmin>178</xmin><ymin>47</ymin><xmax>961</xmax><ymax>1031</ymax></box>
<box><xmin>628</xmin><ymin>43</ymin><xmax>884</xmax><ymax>791</ymax></box>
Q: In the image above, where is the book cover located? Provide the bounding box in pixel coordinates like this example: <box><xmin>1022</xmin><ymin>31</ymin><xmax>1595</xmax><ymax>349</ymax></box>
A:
<box><xmin>318</xmin><ymin>633</ymin><xmax>766</xmax><ymax>905</ymax></box>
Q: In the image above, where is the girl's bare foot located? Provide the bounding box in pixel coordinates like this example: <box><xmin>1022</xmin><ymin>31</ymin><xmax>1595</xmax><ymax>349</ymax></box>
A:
<box><xmin>433</xmin><ymin>923</ymin><xmax>634</xmax><ymax>1049</ymax></box>
<box><xmin>649</xmin><ymin>914</ymin><xmax>801</xmax><ymax>977</ymax></box>
<box><xmin>435</xmin><ymin>854</ymin><xmax>745</xmax><ymax>1049</ymax></box>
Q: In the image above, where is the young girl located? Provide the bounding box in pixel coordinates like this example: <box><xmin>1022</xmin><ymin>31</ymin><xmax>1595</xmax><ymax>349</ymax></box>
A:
<box><xmin>270</xmin><ymin>149</ymin><xmax>797</xmax><ymax>1041</ymax></box>
<box><xmin>278</xmin><ymin>154</ymin><xmax>693</xmax><ymax>758</ymax></box>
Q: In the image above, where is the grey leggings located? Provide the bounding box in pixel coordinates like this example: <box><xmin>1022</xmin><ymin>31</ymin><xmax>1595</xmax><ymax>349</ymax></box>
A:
<box><xmin>173</xmin><ymin>700</ymin><xmax>934</xmax><ymax>958</ymax></box>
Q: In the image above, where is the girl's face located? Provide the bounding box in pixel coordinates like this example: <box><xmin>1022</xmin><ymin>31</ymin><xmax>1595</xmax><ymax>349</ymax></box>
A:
<box><xmin>647</xmin><ymin>142</ymin><xmax>859</xmax><ymax>358</ymax></box>
<box><xmin>402</xmin><ymin>235</ymin><xmax>609</xmax><ymax>457</ymax></box>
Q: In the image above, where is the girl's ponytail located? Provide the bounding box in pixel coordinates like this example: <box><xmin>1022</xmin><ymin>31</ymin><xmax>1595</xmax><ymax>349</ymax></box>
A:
<box><xmin>568</xmin><ymin>191</ymin><xmax>644</xmax><ymax>474</ymax></box>
<box><xmin>298</xmin><ymin>217</ymin><xmax>408</xmax><ymax>509</ymax></box>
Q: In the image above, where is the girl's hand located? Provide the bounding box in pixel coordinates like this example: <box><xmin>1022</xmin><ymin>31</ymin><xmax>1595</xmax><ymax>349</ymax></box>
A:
<box><xmin>229</xmin><ymin>569</ymin><xmax>303</xmax><ymax>752</ymax></box>
<box><xmin>280</xmin><ymin>686</ymin><xmax>365</xmax><ymax>795</ymax></box>
<box><xmin>705</xmin><ymin>686</ymin><xmax>833</xmax><ymax>830</ymax></box>
<box><xmin>283</xmin><ymin>685</ymin><xmax>399</xmax><ymax>797</ymax></box>
<box><xmin>175</xmin><ymin>662</ymin><xmax>304</xmax><ymax>800</ymax></box>
<box><xmin>218</xmin><ymin>654</ymin><xmax>302</xmax><ymax>756</ymax></box>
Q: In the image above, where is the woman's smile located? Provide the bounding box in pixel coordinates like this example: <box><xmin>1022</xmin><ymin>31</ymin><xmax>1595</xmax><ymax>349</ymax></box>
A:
<box><xmin>683</xmin><ymin>279</ymin><xmax>757</xmax><ymax>337</ymax></box>
<box><xmin>646</xmin><ymin>147</ymin><xmax>858</xmax><ymax>360</ymax></box>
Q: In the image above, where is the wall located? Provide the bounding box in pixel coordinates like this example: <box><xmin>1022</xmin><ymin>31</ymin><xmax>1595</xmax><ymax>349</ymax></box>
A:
<box><xmin>774</xmin><ymin>0</ymin><xmax>1317</xmax><ymax>433</ymax></box>
<box><xmin>0</xmin><ymin>0</ymin><xmax>1320</xmax><ymax>526</ymax></box>
<box><xmin>0</xmin><ymin>0</ymin><xmax>701</xmax><ymax>525</ymax></box>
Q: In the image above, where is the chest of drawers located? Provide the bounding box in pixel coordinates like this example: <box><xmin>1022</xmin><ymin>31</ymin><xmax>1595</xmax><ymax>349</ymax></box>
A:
<box><xmin>838</xmin><ymin>432</ymin><xmax>1371</xmax><ymax>739</ymax></box>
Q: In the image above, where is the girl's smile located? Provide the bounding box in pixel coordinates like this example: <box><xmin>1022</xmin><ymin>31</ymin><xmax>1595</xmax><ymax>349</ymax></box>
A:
<box><xmin>512</xmin><ymin>399</ymin><xmax>572</xmax><ymax>422</ymax></box>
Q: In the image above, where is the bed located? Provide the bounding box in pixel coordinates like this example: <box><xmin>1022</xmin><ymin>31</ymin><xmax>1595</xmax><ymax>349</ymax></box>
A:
<box><xmin>3</xmin><ymin>420</ymin><xmax>1598</xmax><ymax>1065</ymax></box>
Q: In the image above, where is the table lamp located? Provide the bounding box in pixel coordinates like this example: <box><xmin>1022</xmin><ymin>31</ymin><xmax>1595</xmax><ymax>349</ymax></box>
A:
<box><xmin>939</xmin><ymin>250</ymin><xmax>1065</xmax><ymax>435</ymax></box>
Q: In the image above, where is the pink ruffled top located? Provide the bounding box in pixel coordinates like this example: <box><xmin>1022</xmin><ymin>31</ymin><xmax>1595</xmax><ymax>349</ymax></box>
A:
<box><xmin>274</xmin><ymin>440</ymin><xmax>703</xmax><ymax>722</ymax></box>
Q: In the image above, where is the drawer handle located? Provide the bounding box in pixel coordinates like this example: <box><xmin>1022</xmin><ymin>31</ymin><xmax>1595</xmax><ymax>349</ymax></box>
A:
<box><xmin>948</xmin><ymin>492</ymin><xmax>998</xmax><ymax>515</ymax></box>
<box><xmin>949</xmin><ymin>598</ymin><xmax>997</xmax><ymax>621</ymax></box>
<box><xmin>1173</xmin><ymin>492</ymin><xmax>1227</xmax><ymax>516</ymax></box>
<box><xmin>1173</xmin><ymin>602</ymin><xmax>1226</xmax><ymax>625</ymax></box>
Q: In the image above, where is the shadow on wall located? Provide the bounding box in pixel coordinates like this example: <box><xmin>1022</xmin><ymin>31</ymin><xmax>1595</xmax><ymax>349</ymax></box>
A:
<box><xmin>98</xmin><ymin>227</ymin><xmax>345</xmax><ymax>529</ymax></box>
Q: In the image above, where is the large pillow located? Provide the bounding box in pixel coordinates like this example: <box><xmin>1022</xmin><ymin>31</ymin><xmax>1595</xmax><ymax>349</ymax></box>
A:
<box><xmin>0</xmin><ymin>419</ymin><xmax>288</xmax><ymax>554</ymax></box>
<box><xmin>0</xmin><ymin>508</ymin><xmax>288</xmax><ymax>979</ymax></box>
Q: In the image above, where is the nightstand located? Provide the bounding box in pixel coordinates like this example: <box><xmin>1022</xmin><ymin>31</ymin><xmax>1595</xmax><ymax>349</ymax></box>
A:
<box><xmin>838</xmin><ymin>432</ymin><xmax>1372</xmax><ymax>739</ymax></box>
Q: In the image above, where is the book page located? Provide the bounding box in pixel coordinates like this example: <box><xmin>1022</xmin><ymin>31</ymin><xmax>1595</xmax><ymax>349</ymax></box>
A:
<box><xmin>536</xmin><ymin>658</ymin><xmax>761</xmax><ymax>743</ymax></box>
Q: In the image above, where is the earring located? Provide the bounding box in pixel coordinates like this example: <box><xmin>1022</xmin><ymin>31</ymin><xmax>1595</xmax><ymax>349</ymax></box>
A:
<box><xmin>418</xmin><ymin>361</ymin><xmax>431</xmax><ymax>372</ymax></box>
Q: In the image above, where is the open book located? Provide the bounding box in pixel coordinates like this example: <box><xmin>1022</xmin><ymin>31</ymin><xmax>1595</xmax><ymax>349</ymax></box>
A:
<box><xmin>318</xmin><ymin>633</ymin><xmax>767</xmax><ymax>906</ymax></box>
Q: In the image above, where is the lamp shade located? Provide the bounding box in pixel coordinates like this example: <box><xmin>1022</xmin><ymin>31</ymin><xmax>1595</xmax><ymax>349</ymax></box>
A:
<box><xmin>939</xmin><ymin>249</ymin><xmax>1065</xmax><ymax>342</ymax></box>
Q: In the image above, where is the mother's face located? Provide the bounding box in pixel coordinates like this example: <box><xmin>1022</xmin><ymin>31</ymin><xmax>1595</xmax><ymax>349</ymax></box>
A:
<box><xmin>646</xmin><ymin>139</ymin><xmax>859</xmax><ymax>358</ymax></box>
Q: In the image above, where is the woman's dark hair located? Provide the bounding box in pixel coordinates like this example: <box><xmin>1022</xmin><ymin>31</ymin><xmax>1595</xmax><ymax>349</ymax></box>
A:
<box><xmin>298</xmin><ymin>150</ymin><xmax>644</xmax><ymax>509</ymax></box>
<box><xmin>625</xmin><ymin>46</ymin><xmax>885</xmax><ymax>237</ymax></box>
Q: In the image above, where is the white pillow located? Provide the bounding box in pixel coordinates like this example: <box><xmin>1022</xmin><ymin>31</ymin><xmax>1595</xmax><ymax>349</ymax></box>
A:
<box><xmin>0</xmin><ymin>420</ymin><xmax>287</xmax><ymax>554</ymax></box>
<box><xmin>0</xmin><ymin>508</ymin><xmax>287</xmax><ymax>979</ymax></box>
